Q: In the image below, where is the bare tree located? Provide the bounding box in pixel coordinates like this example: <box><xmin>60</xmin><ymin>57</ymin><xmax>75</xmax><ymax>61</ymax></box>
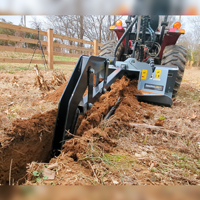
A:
<box><xmin>83</xmin><ymin>15</ymin><xmax>122</xmax><ymax>43</ymax></box>
<box><xmin>45</xmin><ymin>15</ymin><xmax>122</xmax><ymax>44</ymax></box>
<box><xmin>180</xmin><ymin>16</ymin><xmax>200</xmax><ymax>64</ymax></box>
<box><xmin>187</xmin><ymin>16</ymin><xmax>200</xmax><ymax>51</ymax></box>
<box><xmin>31</xmin><ymin>17</ymin><xmax>43</xmax><ymax>30</ymax></box>
<box><xmin>45</xmin><ymin>15</ymin><xmax>84</xmax><ymax>50</ymax></box>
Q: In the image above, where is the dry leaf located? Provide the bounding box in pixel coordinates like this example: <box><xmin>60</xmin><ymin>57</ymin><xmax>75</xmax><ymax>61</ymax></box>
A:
<box><xmin>190</xmin><ymin>115</ymin><xmax>197</xmax><ymax>122</ymax></box>
<box><xmin>134</xmin><ymin>168</ymin><xmax>142</xmax><ymax>172</ymax></box>
<box><xmin>150</xmin><ymin>163</ymin><xmax>155</xmax><ymax>170</ymax></box>
<box><xmin>155</xmin><ymin>120</ymin><xmax>164</xmax><ymax>126</ymax></box>
<box><xmin>135</xmin><ymin>153</ymin><xmax>141</xmax><ymax>158</ymax></box>
<box><xmin>112</xmin><ymin>180</ymin><xmax>119</xmax><ymax>185</ymax></box>
<box><xmin>43</xmin><ymin>168</ymin><xmax>55</xmax><ymax>180</ymax></box>
<box><xmin>48</xmin><ymin>163</ymin><xmax>59</xmax><ymax>170</ymax></box>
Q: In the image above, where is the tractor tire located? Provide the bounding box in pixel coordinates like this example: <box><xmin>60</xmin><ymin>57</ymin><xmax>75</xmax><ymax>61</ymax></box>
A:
<box><xmin>161</xmin><ymin>45</ymin><xmax>187</xmax><ymax>97</ymax></box>
<box><xmin>99</xmin><ymin>40</ymin><xmax>124</xmax><ymax>61</ymax></box>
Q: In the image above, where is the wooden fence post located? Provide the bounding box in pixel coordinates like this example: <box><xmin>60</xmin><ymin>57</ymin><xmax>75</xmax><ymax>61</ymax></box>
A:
<box><xmin>93</xmin><ymin>39</ymin><xmax>98</xmax><ymax>56</ymax></box>
<box><xmin>47</xmin><ymin>29</ymin><xmax>53</xmax><ymax>69</ymax></box>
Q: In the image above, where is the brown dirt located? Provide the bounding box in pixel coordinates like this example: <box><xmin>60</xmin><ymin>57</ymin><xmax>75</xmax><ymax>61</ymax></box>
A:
<box><xmin>25</xmin><ymin>76</ymin><xmax>156</xmax><ymax>185</ymax></box>
<box><xmin>60</xmin><ymin>76</ymin><xmax>154</xmax><ymax>163</ymax></box>
<box><xmin>0</xmin><ymin>109</ymin><xmax>57</xmax><ymax>184</ymax></box>
<box><xmin>44</xmin><ymin>81</ymin><xmax>68</xmax><ymax>103</ymax></box>
<box><xmin>62</xmin><ymin>76</ymin><xmax>140</xmax><ymax>161</ymax></box>
<box><xmin>25</xmin><ymin>69</ymin><xmax>200</xmax><ymax>185</ymax></box>
<box><xmin>0</xmin><ymin>69</ymin><xmax>71</xmax><ymax>185</ymax></box>
<box><xmin>1</xmin><ymin>68</ymin><xmax>200</xmax><ymax>186</ymax></box>
<box><xmin>76</xmin><ymin>76</ymin><xmax>146</xmax><ymax>136</ymax></box>
<box><xmin>0</xmin><ymin>71</ymin><xmax>60</xmax><ymax>131</ymax></box>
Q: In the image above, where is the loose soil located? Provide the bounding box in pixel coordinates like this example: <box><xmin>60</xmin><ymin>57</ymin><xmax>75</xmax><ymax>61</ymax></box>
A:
<box><xmin>44</xmin><ymin>81</ymin><xmax>68</xmax><ymax>103</ymax></box>
<box><xmin>0</xmin><ymin>68</ymin><xmax>200</xmax><ymax>186</ymax></box>
<box><xmin>0</xmin><ymin>109</ymin><xmax>57</xmax><ymax>184</ymax></box>
<box><xmin>0</xmin><ymin>70</ymin><xmax>65</xmax><ymax>184</ymax></box>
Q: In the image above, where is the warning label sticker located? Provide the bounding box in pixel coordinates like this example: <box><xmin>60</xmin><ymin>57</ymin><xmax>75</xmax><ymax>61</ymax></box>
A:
<box><xmin>155</xmin><ymin>69</ymin><xmax>161</xmax><ymax>79</ymax></box>
<box><xmin>141</xmin><ymin>69</ymin><xmax>148</xmax><ymax>80</ymax></box>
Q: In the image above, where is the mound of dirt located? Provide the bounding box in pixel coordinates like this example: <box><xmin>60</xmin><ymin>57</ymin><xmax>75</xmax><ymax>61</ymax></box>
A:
<box><xmin>62</xmin><ymin>76</ymin><xmax>154</xmax><ymax>157</ymax></box>
<box><xmin>0</xmin><ymin>109</ymin><xmax>57</xmax><ymax>184</ymax></box>
<box><xmin>76</xmin><ymin>76</ymin><xmax>153</xmax><ymax>137</ymax></box>
<box><xmin>44</xmin><ymin>81</ymin><xmax>68</xmax><ymax>102</ymax></box>
<box><xmin>25</xmin><ymin>76</ymin><xmax>155</xmax><ymax>185</ymax></box>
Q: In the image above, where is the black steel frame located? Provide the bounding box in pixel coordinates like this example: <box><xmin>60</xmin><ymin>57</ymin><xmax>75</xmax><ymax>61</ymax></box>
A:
<box><xmin>51</xmin><ymin>55</ymin><xmax>125</xmax><ymax>156</ymax></box>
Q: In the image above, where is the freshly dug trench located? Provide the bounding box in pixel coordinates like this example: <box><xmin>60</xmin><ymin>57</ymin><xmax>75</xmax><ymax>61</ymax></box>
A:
<box><xmin>0</xmin><ymin>109</ymin><xmax>57</xmax><ymax>184</ymax></box>
<box><xmin>25</xmin><ymin>76</ymin><xmax>155</xmax><ymax>185</ymax></box>
<box><xmin>63</xmin><ymin>76</ymin><xmax>154</xmax><ymax>159</ymax></box>
<box><xmin>0</xmin><ymin>75</ymin><xmax>154</xmax><ymax>185</ymax></box>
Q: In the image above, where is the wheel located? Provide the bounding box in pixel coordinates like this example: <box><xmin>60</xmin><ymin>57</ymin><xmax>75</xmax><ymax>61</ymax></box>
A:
<box><xmin>161</xmin><ymin>45</ymin><xmax>187</xmax><ymax>97</ymax></box>
<box><xmin>99</xmin><ymin>40</ymin><xmax>124</xmax><ymax>61</ymax></box>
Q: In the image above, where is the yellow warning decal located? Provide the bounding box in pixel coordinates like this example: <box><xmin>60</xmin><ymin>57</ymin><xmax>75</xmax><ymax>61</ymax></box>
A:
<box><xmin>141</xmin><ymin>69</ymin><xmax>148</xmax><ymax>80</ymax></box>
<box><xmin>155</xmin><ymin>69</ymin><xmax>161</xmax><ymax>79</ymax></box>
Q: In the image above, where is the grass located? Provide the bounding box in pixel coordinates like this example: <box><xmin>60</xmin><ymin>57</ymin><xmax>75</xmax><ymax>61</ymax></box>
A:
<box><xmin>80</xmin><ymin>141</ymin><xmax>137</xmax><ymax>185</ymax></box>
<box><xmin>176</xmin><ymin>67</ymin><xmax>200</xmax><ymax>102</ymax></box>
<box><xmin>177</xmin><ymin>87</ymin><xmax>200</xmax><ymax>102</ymax></box>
<box><xmin>106</xmin><ymin>153</ymin><xmax>134</xmax><ymax>168</ymax></box>
<box><xmin>32</xmin><ymin>170</ymin><xmax>48</xmax><ymax>182</ymax></box>
<box><xmin>53</xmin><ymin>65</ymin><xmax>75</xmax><ymax>73</ymax></box>
<box><xmin>151</xmin><ymin>168</ymin><xmax>157</xmax><ymax>172</ymax></box>
<box><xmin>104</xmin><ymin>153</ymin><xmax>127</xmax><ymax>162</ymax></box>
<box><xmin>171</xmin><ymin>154</ymin><xmax>187</xmax><ymax>161</ymax></box>
<box><xmin>167</xmin><ymin>152</ymin><xmax>200</xmax><ymax>175</ymax></box>
<box><xmin>0</xmin><ymin>66</ymin><xmax>5</xmax><ymax>70</ymax></box>
<box><xmin>54</xmin><ymin>56</ymin><xmax>78</xmax><ymax>62</ymax></box>
<box><xmin>143</xmin><ymin>135</ymin><xmax>148</xmax><ymax>145</ymax></box>
<box><xmin>0</xmin><ymin>62</ymin><xmax>75</xmax><ymax>74</ymax></box>
<box><xmin>159</xmin><ymin>116</ymin><xmax>165</xmax><ymax>120</ymax></box>
<box><xmin>10</xmin><ymin>105</ymin><xmax>21</xmax><ymax>112</ymax></box>
<box><xmin>173</xmin><ymin>161</ymin><xmax>200</xmax><ymax>175</ymax></box>
<box><xmin>8</xmin><ymin>114</ymin><xmax>15</xmax><ymax>119</ymax></box>
<box><xmin>0</xmin><ymin>51</ymin><xmax>78</xmax><ymax>73</ymax></box>
<box><xmin>0</xmin><ymin>64</ymin><xmax>33</xmax><ymax>72</ymax></box>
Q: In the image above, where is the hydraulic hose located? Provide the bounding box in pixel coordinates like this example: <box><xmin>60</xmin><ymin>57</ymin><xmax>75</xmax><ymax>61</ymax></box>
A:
<box><xmin>132</xmin><ymin>41</ymin><xmax>138</xmax><ymax>58</ymax></box>
<box><xmin>139</xmin><ymin>16</ymin><xmax>148</xmax><ymax>62</ymax></box>
<box><xmin>114</xmin><ymin>16</ymin><xmax>138</xmax><ymax>58</ymax></box>
<box><xmin>141</xmin><ymin>16</ymin><xmax>148</xmax><ymax>44</ymax></box>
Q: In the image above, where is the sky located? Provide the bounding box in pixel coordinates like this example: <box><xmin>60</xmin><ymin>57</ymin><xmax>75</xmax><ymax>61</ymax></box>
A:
<box><xmin>0</xmin><ymin>15</ymin><xmax>45</xmax><ymax>28</ymax></box>
<box><xmin>0</xmin><ymin>15</ymin><xmax>192</xmax><ymax>31</ymax></box>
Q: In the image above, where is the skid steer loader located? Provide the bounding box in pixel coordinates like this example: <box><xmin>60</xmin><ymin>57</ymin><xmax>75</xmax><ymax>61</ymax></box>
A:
<box><xmin>52</xmin><ymin>15</ymin><xmax>186</xmax><ymax>156</ymax></box>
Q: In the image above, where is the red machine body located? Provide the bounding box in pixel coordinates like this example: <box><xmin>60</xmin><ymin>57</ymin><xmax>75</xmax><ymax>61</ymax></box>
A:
<box><xmin>110</xmin><ymin>23</ymin><xmax>185</xmax><ymax>59</ymax></box>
